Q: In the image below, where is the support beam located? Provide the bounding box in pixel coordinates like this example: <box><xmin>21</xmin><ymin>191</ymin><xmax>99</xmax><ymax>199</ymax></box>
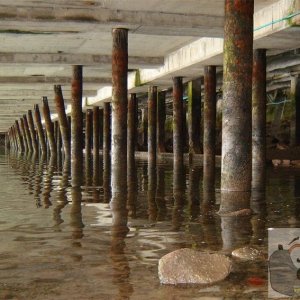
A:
<box><xmin>111</xmin><ymin>28</ymin><xmax>128</xmax><ymax>191</ymax></box>
<box><xmin>42</xmin><ymin>96</ymin><xmax>57</xmax><ymax>158</ymax></box>
<box><xmin>203</xmin><ymin>66</ymin><xmax>216</xmax><ymax>191</ymax></box>
<box><xmin>71</xmin><ymin>65</ymin><xmax>83</xmax><ymax>187</ymax></box>
<box><xmin>23</xmin><ymin>114</ymin><xmax>33</xmax><ymax>153</ymax></box>
<box><xmin>187</xmin><ymin>78</ymin><xmax>202</xmax><ymax>157</ymax></box>
<box><xmin>252</xmin><ymin>49</ymin><xmax>267</xmax><ymax>191</ymax></box>
<box><xmin>103</xmin><ymin>102</ymin><xmax>111</xmax><ymax>168</ymax></box>
<box><xmin>54</xmin><ymin>85</ymin><xmax>71</xmax><ymax>159</ymax></box>
<box><xmin>173</xmin><ymin>77</ymin><xmax>184</xmax><ymax>167</ymax></box>
<box><xmin>34</xmin><ymin>104</ymin><xmax>47</xmax><ymax>156</ymax></box>
<box><xmin>141</xmin><ymin>108</ymin><xmax>148</xmax><ymax>150</ymax></box>
<box><xmin>85</xmin><ymin>109</ymin><xmax>93</xmax><ymax>168</ymax></box>
<box><xmin>221</xmin><ymin>0</ymin><xmax>254</xmax><ymax>192</ymax></box>
<box><xmin>148</xmin><ymin>86</ymin><xmax>157</xmax><ymax>164</ymax></box>
<box><xmin>93</xmin><ymin>106</ymin><xmax>100</xmax><ymax>181</ymax></box>
<box><xmin>157</xmin><ymin>91</ymin><xmax>166</xmax><ymax>153</ymax></box>
<box><xmin>27</xmin><ymin>110</ymin><xmax>39</xmax><ymax>154</ymax></box>
<box><xmin>127</xmin><ymin>93</ymin><xmax>137</xmax><ymax>163</ymax></box>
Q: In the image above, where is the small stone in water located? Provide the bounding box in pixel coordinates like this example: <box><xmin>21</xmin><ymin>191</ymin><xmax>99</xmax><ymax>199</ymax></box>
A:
<box><xmin>231</xmin><ymin>246</ymin><xmax>264</xmax><ymax>260</ymax></box>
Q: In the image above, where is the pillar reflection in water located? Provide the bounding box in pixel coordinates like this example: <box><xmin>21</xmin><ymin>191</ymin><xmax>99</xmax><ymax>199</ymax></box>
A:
<box><xmin>187</xmin><ymin>167</ymin><xmax>200</xmax><ymax>221</ymax></box>
<box><xmin>34</xmin><ymin>154</ymin><xmax>46</xmax><ymax>208</ymax></box>
<box><xmin>43</xmin><ymin>155</ymin><xmax>56</xmax><ymax>209</ymax></box>
<box><xmin>127</xmin><ymin>158</ymin><xmax>137</xmax><ymax>218</ymax></box>
<box><xmin>147</xmin><ymin>161</ymin><xmax>157</xmax><ymax>221</ymax></box>
<box><xmin>156</xmin><ymin>164</ymin><xmax>166</xmax><ymax>221</ymax></box>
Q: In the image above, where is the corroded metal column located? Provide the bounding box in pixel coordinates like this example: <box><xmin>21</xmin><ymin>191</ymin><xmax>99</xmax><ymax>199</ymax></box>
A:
<box><xmin>85</xmin><ymin>109</ymin><xmax>93</xmax><ymax>167</ymax></box>
<box><xmin>221</xmin><ymin>0</ymin><xmax>254</xmax><ymax>192</ymax></box>
<box><xmin>111</xmin><ymin>28</ymin><xmax>128</xmax><ymax>190</ymax></box>
<box><xmin>54</xmin><ymin>85</ymin><xmax>71</xmax><ymax>159</ymax></box>
<box><xmin>42</xmin><ymin>97</ymin><xmax>57</xmax><ymax>158</ymax></box>
<box><xmin>290</xmin><ymin>76</ymin><xmax>300</xmax><ymax>146</ymax></box>
<box><xmin>71</xmin><ymin>65</ymin><xmax>83</xmax><ymax>187</ymax></box>
<box><xmin>187</xmin><ymin>78</ymin><xmax>202</xmax><ymax>156</ymax></box>
<box><xmin>27</xmin><ymin>110</ymin><xmax>39</xmax><ymax>154</ymax></box>
<box><xmin>15</xmin><ymin>120</ymin><xmax>24</xmax><ymax>152</ymax></box>
<box><xmin>93</xmin><ymin>106</ymin><xmax>100</xmax><ymax>179</ymax></box>
<box><xmin>148</xmin><ymin>86</ymin><xmax>157</xmax><ymax>164</ymax></box>
<box><xmin>203</xmin><ymin>66</ymin><xmax>216</xmax><ymax>191</ymax></box>
<box><xmin>103</xmin><ymin>102</ymin><xmax>111</xmax><ymax>170</ymax></box>
<box><xmin>157</xmin><ymin>91</ymin><xmax>166</xmax><ymax>153</ymax></box>
<box><xmin>20</xmin><ymin>118</ymin><xmax>28</xmax><ymax>152</ymax></box>
<box><xmin>23</xmin><ymin>114</ymin><xmax>33</xmax><ymax>153</ymax></box>
<box><xmin>34</xmin><ymin>104</ymin><xmax>47</xmax><ymax>156</ymax></box>
<box><xmin>173</xmin><ymin>77</ymin><xmax>184</xmax><ymax>167</ymax></box>
<box><xmin>252</xmin><ymin>49</ymin><xmax>267</xmax><ymax>191</ymax></box>
<box><xmin>127</xmin><ymin>93</ymin><xmax>137</xmax><ymax>163</ymax></box>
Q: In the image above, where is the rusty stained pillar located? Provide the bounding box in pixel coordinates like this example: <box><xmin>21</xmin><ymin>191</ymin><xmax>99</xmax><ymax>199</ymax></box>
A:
<box><xmin>203</xmin><ymin>66</ymin><xmax>217</xmax><ymax>191</ymax></box>
<box><xmin>42</xmin><ymin>97</ymin><xmax>57</xmax><ymax>158</ymax></box>
<box><xmin>20</xmin><ymin>117</ymin><xmax>29</xmax><ymax>153</ymax></box>
<box><xmin>34</xmin><ymin>104</ymin><xmax>47</xmax><ymax>156</ymax></box>
<box><xmin>111</xmin><ymin>28</ymin><xmax>128</xmax><ymax>194</ymax></box>
<box><xmin>141</xmin><ymin>108</ymin><xmax>148</xmax><ymax>150</ymax></box>
<box><xmin>99</xmin><ymin>109</ymin><xmax>104</xmax><ymax>150</ymax></box>
<box><xmin>252</xmin><ymin>49</ymin><xmax>267</xmax><ymax>191</ymax></box>
<box><xmin>148</xmin><ymin>86</ymin><xmax>157</xmax><ymax>164</ymax></box>
<box><xmin>93</xmin><ymin>106</ymin><xmax>100</xmax><ymax>184</ymax></box>
<box><xmin>55</xmin><ymin>121</ymin><xmax>62</xmax><ymax>164</ymax></box>
<box><xmin>103</xmin><ymin>102</ymin><xmax>111</xmax><ymax>169</ymax></box>
<box><xmin>71</xmin><ymin>65</ymin><xmax>83</xmax><ymax>187</ymax></box>
<box><xmin>221</xmin><ymin>0</ymin><xmax>254</xmax><ymax>193</ymax></box>
<box><xmin>27</xmin><ymin>110</ymin><xmax>39</xmax><ymax>154</ymax></box>
<box><xmin>173</xmin><ymin>77</ymin><xmax>184</xmax><ymax>167</ymax></box>
<box><xmin>187</xmin><ymin>78</ymin><xmax>202</xmax><ymax>157</ymax></box>
<box><xmin>127</xmin><ymin>93</ymin><xmax>137</xmax><ymax>163</ymax></box>
<box><xmin>15</xmin><ymin>120</ymin><xmax>24</xmax><ymax>153</ymax></box>
<box><xmin>54</xmin><ymin>85</ymin><xmax>71</xmax><ymax>159</ymax></box>
<box><xmin>157</xmin><ymin>91</ymin><xmax>166</xmax><ymax>153</ymax></box>
<box><xmin>85</xmin><ymin>109</ymin><xmax>93</xmax><ymax>167</ymax></box>
<box><xmin>23</xmin><ymin>114</ymin><xmax>33</xmax><ymax>153</ymax></box>
<box><xmin>290</xmin><ymin>76</ymin><xmax>300</xmax><ymax>146</ymax></box>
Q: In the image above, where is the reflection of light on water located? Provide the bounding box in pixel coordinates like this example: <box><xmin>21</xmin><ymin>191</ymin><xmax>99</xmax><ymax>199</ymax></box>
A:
<box><xmin>85</xmin><ymin>203</ymin><xmax>112</xmax><ymax>226</ymax></box>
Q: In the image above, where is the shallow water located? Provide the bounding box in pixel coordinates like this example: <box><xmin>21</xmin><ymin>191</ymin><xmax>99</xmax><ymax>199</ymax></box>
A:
<box><xmin>1</xmin><ymin>148</ymin><xmax>299</xmax><ymax>299</ymax></box>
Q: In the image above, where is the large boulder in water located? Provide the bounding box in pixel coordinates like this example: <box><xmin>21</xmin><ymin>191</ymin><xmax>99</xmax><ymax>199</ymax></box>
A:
<box><xmin>158</xmin><ymin>248</ymin><xmax>232</xmax><ymax>285</ymax></box>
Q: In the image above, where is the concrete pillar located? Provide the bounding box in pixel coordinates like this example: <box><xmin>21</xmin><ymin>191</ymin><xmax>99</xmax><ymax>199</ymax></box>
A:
<box><xmin>27</xmin><ymin>110</ymin><xmax>39</xmax><ymax>154</ymax></box>
<box><xmin>157</xmin><ymin>91</ymin><xmax>166</xmax><ymax>153</ymax></box>
<box><xmin>23</xmin><ymin>114</ymin><xmax>33</xmax><ymax>153</ymax></box>
<box><xmin>148</xmin><ymin>86</ymin><xmax>157</xmax><ymax>164</ymax></box>
<box><xmin>221</xmin><ymin>0</ymin><xmax>254</xmax><ymax>192</ymax></box>
<box><xmin>42</xmin><ymin>96</ymin><xmax>57</xmax><ymax>158</ymax></box>
<box><xmin>93</xmin><ymin>106</ymin><xmax>100</xmax><ymax>183</ymax></box>
<box><xmin>85</xmin><ymin>109</ymin><xmax>93</xmax><ymax>168</ymax></box>
<box><xmin>173</xmin><ymin>77</ymin><xmax>184</xmax><ymax>167</ymax></box>
<box><xmin>252</xmin><ymin>49</ymin><xmax>267</xmax><ymax>191</ymax></box>
<box><xmin>55</xmin><ymin>121</ymin><xmax>62</xmax><ymax>164</ymax></box>
<box><xmin>99</xmin><ymin>109</ymin><xmax>104</xmax><ymax>150</ymax></box>
<box><xmin>187</xmin><ymin>78</ymin><xmax>202</xmax><ymax>156</ymax></box>
<box><xmin>290</xmin><ymin>76</ymin><xmax>300</xmax><ymax>146</ymax></box>
<box><xmin>20</xmin><ymin>117</ymin><xmax>29</xmax><ymax>153</ymax></box>
<box><xmin>15</xmin><ymin>120</ymin><xmax>24</xmax><ymax>152</ymax></box>
<box><xmin>103</xmin><ymin>102</ymin><xmax>111</xmax><ymax>169</ymax></box>
<box><xmin>203</xmin><ymin>66</ymin><xmax>216</xmax><ymax>191</ymax></box>
<box><xmin>127</xmin><ymin>93</ymin><xmax>137</xmax><ymax>163</ymax></box>
<box><xmin>141</xmin><ymin>108</ymin><xmax>148</xmax><ymax>149</ymax></box>
<box><xmin>111</xmin><ymin>28</ymin><xmax>128</xmax><ymax>194</ymax></box>
<box><xmin>71</xmin><ymin>65</ymin><xmax>83</xmax><ymax>187</ymax></box>
<box><xmin>54</xmin><ymin>85</ymin><xmax>71</xmax><ymax>159</ymax></box>
<box><xmin>34</xmin><ymin>104</ymin><xmax>47</xmax><ymax>156</ymax></box>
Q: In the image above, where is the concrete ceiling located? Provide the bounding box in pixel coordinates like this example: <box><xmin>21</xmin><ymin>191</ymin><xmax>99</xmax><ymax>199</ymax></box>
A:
<box><xmin>0</xmin><ymin>0</ymin><xmax>299</xmax><ymax>132</ymax></box>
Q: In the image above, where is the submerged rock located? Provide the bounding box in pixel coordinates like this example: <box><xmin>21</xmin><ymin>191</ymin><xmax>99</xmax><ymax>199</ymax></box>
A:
<box><xmin>232</xmin><ymin>246</ymin><xmax>264</xmax><ymax>260</ymax></box>
<box><xmin>158</xmin><ymin>248</ymin><xmax>232</xmax><ymax>285</ymax></box>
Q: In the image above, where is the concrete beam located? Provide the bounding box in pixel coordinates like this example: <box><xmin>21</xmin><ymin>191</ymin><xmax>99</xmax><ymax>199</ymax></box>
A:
<box><xmin>0</xmin><ymin>90</ymin><xmax>96</xmax><ymax>98</ymax></box>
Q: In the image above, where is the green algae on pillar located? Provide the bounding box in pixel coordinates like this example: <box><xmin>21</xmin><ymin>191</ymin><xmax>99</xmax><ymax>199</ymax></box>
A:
<box><xmin>221</xmin><ymin>0</ymin><xmax>254</xmax><ymax>192</ymax></box>
<box><xmin>157</xmin><ymin>91</ymin><xmax>166</xmax><ymax>153</ymax></box>
<box><xmin>148</xmin><ymin>86</ymin><xmax>157</xmax><ymax>165</ymax></box>
<box><xmin>252</xmin><ymin>49</ymin><xmax>267</xmax><ymax>191</ymax></box>
<box><xmin>34</xmin><ymin>104</ymin><xmax>47</xmax><ymax>156</ymax></box>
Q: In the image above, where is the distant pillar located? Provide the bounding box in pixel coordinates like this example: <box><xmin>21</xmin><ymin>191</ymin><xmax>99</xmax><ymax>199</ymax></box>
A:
<box><xmin>20</xmin><ymin>118</ymin><xmax>28</xmax><ymax>152</ymax></box>
<box><xmin>34</xmin><ymin>104</ymin><xmax>47</xmax><ymax>156</ymax></box>
<box><xmin>187</xmin><ymin>78</ymin><xmax>202</xmax><ymax>156</ymax></box>
<box><xmin>42</xmin><ymin>96</ymin><xmax>57</xmax><ymax>158</ymax></box>
<box><xmin>15</xmin><ymin>120</ymin><xmax>24</xmax><ymax>152</ymax></box>
<box><xmin>55</xmin><ymin>121</ymin><xmax>62</xmax><ymax>160</ymax></box>
<box><xmin>54</xmin><ymin>85</ymin><xmax>71</xmax><ymax>159</ymax></box>
<box><xmin>23</xmin><ymin>114</ymin><xmax>33</xmax><ymax>153</ymax></box>
<box><xmin>85</xmin><ymin>109</ymin><xmax>93</xmax><ymax>167</ymax></box>
<box><xmin>99</xmin><ymin>109</ymin><xmax>104</xmax><ymax>149</ymax></box>
<box><xmin>127</xmin><ymin>93</ymin><xmax>137</xmax><ymax>163</ymax></box>
<box><xmin>103</xmin><ymin>102</ymin><xmax>111</xmax><ymax>168</ymax></box>
<box><xmin>173</xmin><ymin>77</ymin><xmax>184</xmax><ymax>167</ymax></box>
<box><xmin>141</xmin><ymin>108</ymin><xmax>148</xmax><ymax>149</ymax></box>
<box><xmin>221</xmin><ymin>0</ymin><xmax>254</xmax><ymax>192</ymax></box>
<box><xmin>290</xmin><ymin>76</ymin><xmax>300</xmax><ymax>146</ymax></box>
<box><xmin>93</xmin><ymin>106</ymin><xmax>100</xmax><ymax>176</ymax></box>
<box><xmin>27</xmin><ymin>110</ymin><xmax>39</xmax><ymax>154</ymax></box>
<box><xmin>71</xmin><ymin>65</ymin><xmax>83</xmax><ymax>187</ymax></box>
<box><xmin>203</xmin><ymin>66</ymin><xmax>216</xmax><ymax>191</ymax></box>
<box><xmin>252</xmin><ymin>49</ymin><xmax>267</xmax><ymax>191</ymax></box>
<box><xmin>111</xmin><ymin>28</ymin><xmax>128</xmax><ymax>192</ymax></box>
<box><xmin>157</xmin><ymin>91</ymin><xmax>166</xmax><ymax>153</ymax></box>
<box><xmin>148</xmin><ymin>86</ymin><xmax>157</xmax><ymax>164</ymax></box>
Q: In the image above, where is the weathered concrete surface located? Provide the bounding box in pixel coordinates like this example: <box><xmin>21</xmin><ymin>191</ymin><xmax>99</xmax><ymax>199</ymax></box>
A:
<box><xmin>158</xmin><ymin>248</ymin><xmax>232</xmax><ymax>285</ymax></box>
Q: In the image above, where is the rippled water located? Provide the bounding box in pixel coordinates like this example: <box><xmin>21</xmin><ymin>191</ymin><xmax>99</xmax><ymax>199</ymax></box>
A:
<box><xmin>1</xmin><ymin>148</ymin><xmax>299</xmax><ymax>299</ymax></box>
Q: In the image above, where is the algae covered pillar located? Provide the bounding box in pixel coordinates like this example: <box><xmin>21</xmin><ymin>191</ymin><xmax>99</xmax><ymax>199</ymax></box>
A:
<box><xmin>203</xmin><ymin>66</ymin><xmax>216</xmax><ymax>191</ymax></box>
<box><xmin>252</xmin><ymin>49</ymin><xmax>267</xmax><ymax>191</ymax></box>
<box><xmin>157</xmin><ymin>91</ymin><xmax>166</xmax><ymax>153</ymax></box>
<box><xmin>34</xmin><ymin>104</ymin><xmax>47</xmax><ymax>156</ymax></box>
<box><xmin>221</xmin><ymin>0</ymin><xmax>254</xmax><ymax>192</ymax></box>
<box><xmin>111</xmin><ymin>28</ymin><xmax>128</xmax><ymax>190</ymax></box>
<box><xmin>148</xmin><ymin>86</ymin><xmax>157</xmax><ymax>164</ymax></box>
<box><xmin>128</xmin><ymin>93</ymin><xmax>137</xmax><ymax>163</ymax></box>
<box><xmin>290</xmin><ymin>76</ymin><xmax>300</xmax><ymax>146</ymax></box>
<box><xmin>173</xmin><ymin>77</ymin><xmax>184</xmax><ymax>167</ymax></box>
<box><xmin>71</xmin><ymin>65</ymin><xmax>83</xmax><ymax>187</ymax></box>
<box><xmin>187</xmin><ymin>79</ymin><xmax>202</xmax><ymax>158</ymax></box>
